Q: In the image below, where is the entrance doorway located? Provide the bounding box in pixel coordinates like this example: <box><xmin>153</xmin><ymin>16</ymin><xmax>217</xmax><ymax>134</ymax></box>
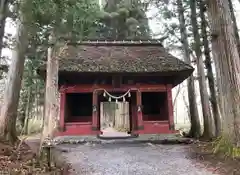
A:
<box><xmin>98</xmin><ymin>91</ymin><xmax>133</xmax><ymax>138</ymax></box>
<box><xmin>100</xmin><ymin>102</ymin><xmax>130</xmax><ymax>137</ymax></box>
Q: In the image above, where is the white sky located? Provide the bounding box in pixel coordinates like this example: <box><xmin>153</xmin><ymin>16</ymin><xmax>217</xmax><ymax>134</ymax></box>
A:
<box><xmin>2</xmin><ymin>1</ymin><xmax>240</xmax><ymax>125</ymax></box>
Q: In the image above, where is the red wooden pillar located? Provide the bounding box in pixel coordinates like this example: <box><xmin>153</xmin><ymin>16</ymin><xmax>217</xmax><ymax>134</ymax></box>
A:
<box><xmin>131</xmin><ymin>103</ymin><xmax>136</xmax><ymax>134</ymax></box>
<box><xmin>92</xmin><ymin>90</ymin><xmax>98</xmax><ymax>133</ymax></box>
<box><xmin>59</xmin><ymin>88</ymin><xmax>66</xmax><ymax>132</ymax></box>
<box><xmin>136</xmin><ymin>90</ymin><xmax>144</xmax><ymax>131</ymax></box>
<box><xmin>167</xmin><ymin>84</ymin><xmax>174</xmax><ymax>130</ymax></box>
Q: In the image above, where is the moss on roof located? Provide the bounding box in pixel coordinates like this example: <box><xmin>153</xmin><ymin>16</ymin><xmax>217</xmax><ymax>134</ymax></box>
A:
<box><xmin>53</xmin><ymin>41</ymin><xmax>193</xmax><ymax>73</ymax></box>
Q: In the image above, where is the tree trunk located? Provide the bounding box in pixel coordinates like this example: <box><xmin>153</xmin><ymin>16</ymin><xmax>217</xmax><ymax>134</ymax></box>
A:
<box><xmin>228</xmin><ymin>0</ymin><xmax>240</xmax><ymax>56</ymax></box>
<box><xmin>40</xmin><ymin>33</ymin><xmax>60</xmax><ymax>147</ymax></box>
<box><xmin>199</xmin><ymin>0</ymin><xmax>222</xmax><ymax>137</ymax></box>
<box><xmin>23</xmin><ymin>91</ymin><xmax>30</xmax><ymax>135</ymax></box>
<box><xmin>35</xmin><ymin>79</ymin><xmax>39</xmax><ymax>120</ymax></box>
<box><xmin>177</xmin><ymin>0</ymin><xmax>201</xmax><ymax>138</ymax></box>
<box><xmin>0</xmin><ymin>0</ymin><xmax>9</xmax><ymax>57</ymax></box>
<box><xmin>18</xmin><ymin>90</ymin><xmax>27</xmax><ymax>129</ymax></box>
<box><xmin>207</xmin><ymin>0</ymin><xmax>240</xmax><ymax>145</ymax></box>
<box><xmin>0</xmin><ymin>8</ymin><xmax>28</xmax><ymax>144</ymax></box>
<box><xmin>190</xmin><ymin>0</ymin><xmax>214</xmax><ymax>139</ymax></box>
<box><xmin>23</xmin><ymin>79</ymin><xmax>32</xmax><ymax>135</ymax></box>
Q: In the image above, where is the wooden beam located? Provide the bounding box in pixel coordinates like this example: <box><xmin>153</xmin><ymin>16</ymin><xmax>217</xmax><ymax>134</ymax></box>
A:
<box><xmin>136</xmin><ymin>91</ymin><xmax>144</xmax><ymax>130</ymax></box>
<box><xmin>112</xmin><ymin>75</ymin><xmax>121</xmax><ymax>88</ymax></box>
<box><xmin>167</xmin><ymin>84</ymin><xmax>174</xmax><ymax>130</ymax></box>
<box><xmin>92</xmin><ymin>91</ymin><xmax>98</xmax><ymax>133</ymax></box>
<box><xmin>61</xmin><ymin>84</ymin><xmax>167</xmax><ymax>93</ymax></box>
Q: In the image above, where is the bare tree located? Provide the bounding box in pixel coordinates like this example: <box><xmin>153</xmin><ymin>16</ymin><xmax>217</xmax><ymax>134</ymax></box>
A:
<box><xmin>173</xmin><ymin>84</ymin><xmax>182</xmax><ymax>124</ymax></box>
<box><xmin>173</xmin><ymin>85</ymin><xmax>182</xmax><ymax>107</ymax></box>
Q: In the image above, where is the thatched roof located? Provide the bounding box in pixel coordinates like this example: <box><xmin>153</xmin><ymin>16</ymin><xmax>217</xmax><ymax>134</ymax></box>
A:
<box><xmin>56</xmin><ymin>40</ymin><xmax>193</xmax><ymax>73</ymax></box>
<box><xmin>38</xmin><ymin>40</ymin><xmax>194</xmax><ymax>86</ymax></box>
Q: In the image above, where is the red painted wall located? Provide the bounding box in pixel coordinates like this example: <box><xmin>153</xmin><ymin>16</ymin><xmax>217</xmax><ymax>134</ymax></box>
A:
<box><xmin>56</xmin><ymin>84</ymin><xmax>175</xmax><ymax>136</ymax></box>
<box><xmin>56</xmin><ymin>122</ymin><xmax>96</xmax><ymax>136</ymax></box>
<box><xmin>138</xmin><ymin>121</ymin><xmax>176</xmax><ymax>134</ymax></box>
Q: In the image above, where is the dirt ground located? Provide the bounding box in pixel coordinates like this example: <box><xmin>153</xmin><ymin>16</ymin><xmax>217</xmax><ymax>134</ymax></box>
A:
<box><xmin>0</xmin><ymin>139</ymin><xmax>64</xmax><ymax>175</ymax></box>
<box><xmin>56</xmin><ymin>139</ymin><xmax>240</xmax><ymax>175</ymax></box>
<box><xmin>58</xmin><ymin>142</ymin><xmax>215</xmax><ymax>175</ymax></box>
<box><xmin>3</xmin><ymin>134</ymin><xmax>239</xmax><ymax>175</ymax></box>
<box><xmin>189</xmin><ymin>141</ymin><xmax>240</xmax><ymax>175</ymax></box>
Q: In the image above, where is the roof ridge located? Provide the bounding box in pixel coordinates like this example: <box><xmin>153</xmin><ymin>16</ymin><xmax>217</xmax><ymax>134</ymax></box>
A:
<box><xmin>66</xmin><ymin>39</ymin><xmax>163</xmax><ymax>47</ymax></box>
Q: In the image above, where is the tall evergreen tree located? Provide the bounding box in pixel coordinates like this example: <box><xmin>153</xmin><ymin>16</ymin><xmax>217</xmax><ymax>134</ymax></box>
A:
<box><xmin>177</xmin><ymin>0</ymin><xmax>201</xmax><ymax>138</ymax></box>
<box><xmin>34</xmin><ymin>0</ymin><xmax>101</xmax><ymax>146</ymax></box>
<box><xmin>228</xmin><ymin>0</ymin><xmax>240</xmax><ymax>56</ymax></box>
<box><xmin>190</xmin><ymin>0</ymin><xmax>214</xmax><ymax>139</ymax></box>
<box><xmin>207</xmin><ymin>0</ymin><xmax>240</xmax><ymax>149</ymax></box>
<box><xmin>199</xmin><ymin>0</ymin><xmax>221</xmax><ymax>137</ymax></box>
<box><xmin>98</xmin><ymin>0</ymin><xmax>151</xmax><ymax>39</ymax></box>
<box><xmin>0</xmin><ymin>0</ymin><xmax>9</xmax><ymax>57</ymax></box>
<box><xmin>0</xmin><ymin>0</ymin><xmax>31</xmax><ymax>143</ymax></box>
<box><xmin>0</xmin><ymin>0</ymin><xmax>101</xmax><ymax>144</ymax></box>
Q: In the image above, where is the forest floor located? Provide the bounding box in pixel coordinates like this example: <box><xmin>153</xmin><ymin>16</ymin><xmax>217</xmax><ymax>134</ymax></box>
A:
<box><xmin>0</xmin><ymin>137</ymin><xmax>66</xmax><ymax>174</ymax></box>
<box><xmin>189</xmin><ymin>141</ymin><xmax>240</xmax><ymax>175</ymax></box>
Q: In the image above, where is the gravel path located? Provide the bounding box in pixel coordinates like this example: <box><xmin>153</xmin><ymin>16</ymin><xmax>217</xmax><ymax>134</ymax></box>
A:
<box><xmin>57</xmin><ymin>143</ymin><xmax>217</xmax><ymax>175</ymax></box>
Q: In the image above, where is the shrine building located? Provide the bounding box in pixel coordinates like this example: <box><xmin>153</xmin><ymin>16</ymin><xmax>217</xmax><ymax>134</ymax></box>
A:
<box><xmin>38</xmin><ymin>40</ymin><xmax>194</xmax><ymax>136</ymax></box>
